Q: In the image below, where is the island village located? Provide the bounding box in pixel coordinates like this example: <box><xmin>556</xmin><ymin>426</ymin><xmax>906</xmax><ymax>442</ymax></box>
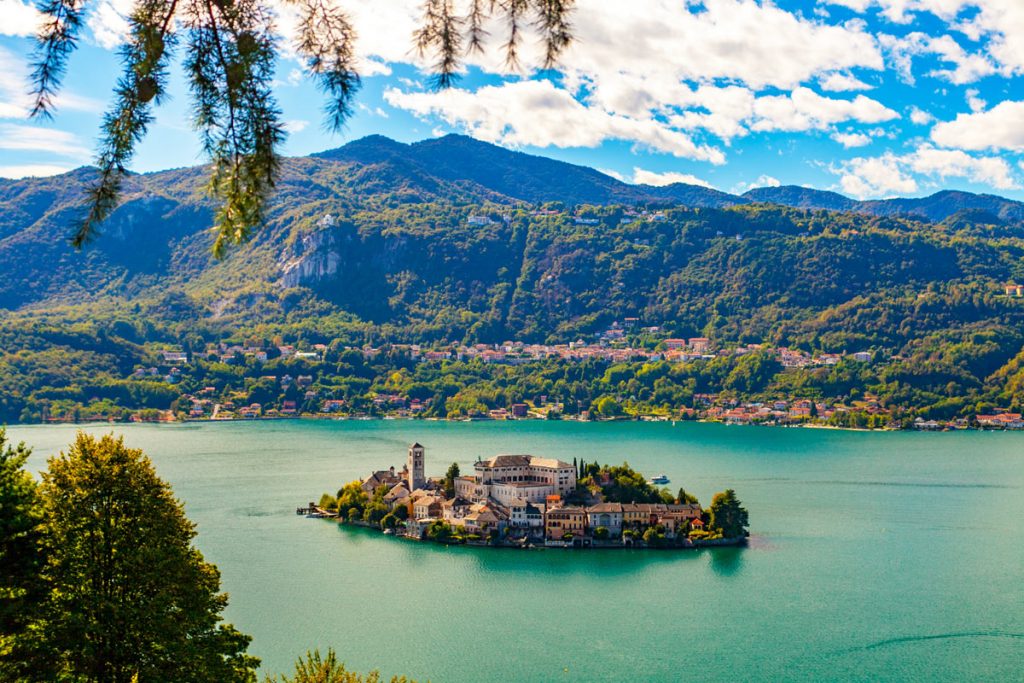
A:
<box><xmin>303</xmin><ymin>443</ymin><xmax>749</xmax><ymax>549</ymax></box>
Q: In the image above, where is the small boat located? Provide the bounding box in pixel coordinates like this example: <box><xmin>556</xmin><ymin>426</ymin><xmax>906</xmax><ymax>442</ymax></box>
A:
<box><xmin>649</xmin><ymin>474</ymin><xmax>670</xmax><ymax>485</ymax></box>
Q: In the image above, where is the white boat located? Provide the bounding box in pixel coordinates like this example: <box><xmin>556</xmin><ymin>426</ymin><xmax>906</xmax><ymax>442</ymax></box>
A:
<box><xmin>649</xmin><ymin>474</ymin><xmax>670</xmax><ymax>485</ymax></box>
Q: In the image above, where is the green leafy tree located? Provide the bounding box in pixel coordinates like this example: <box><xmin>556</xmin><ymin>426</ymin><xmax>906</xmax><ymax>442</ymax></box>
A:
<box><xmin>675</xmin><ymin>488</ymin><xmax>699</xmax><ymax>505</ymax></box>
<box><xmin>642</xmin><ymin>526</ymin><xmax>665</xmax><ymax>547</ymax></box>
<box><xmin>425</xmin><ymin>520</ymin><xmax>453</xmax><ymax>542</ymax></box>
<box><xmin>708</xmin><ymin>489</ymin><xmax>750</xmax><ymax>539</ymax></box>
<box><xmin>594</xmin><ymin>396</ymin><xmax>622</xmax><ymax>417</ymax></box>
<box><xmin>38</xmin><ymin>432</ymin><xmax>259</xmax><ymax>682</ymax></box>
<box><xmin>442</xmin><ymin>462</ymin><xmax>460</xmax><ymax>498</ymax></box>
<box><xmin>362</xmin><ymin>502</ymin><xmax>388</xmax><ymax>524</ymax></box>
<box><xmin>0</xmin><ymin>430</ymin><xmax>47</xmax><ymax>679</ymax></box>
<box><xmin>268</xmin><ymin>648</ymin><xmax>416</xmax><ymax>683</ymax></box>
<box><xmin>336</xmin><ymin>481</ymin><xmax>368</xmax><ymax>519</ymax></box>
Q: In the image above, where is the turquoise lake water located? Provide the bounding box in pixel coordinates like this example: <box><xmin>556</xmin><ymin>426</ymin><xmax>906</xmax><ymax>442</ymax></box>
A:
<box><xmin>8</xmin><ymin>420</ymin><xmax>1024</xmax><ymax>682</ymax></box>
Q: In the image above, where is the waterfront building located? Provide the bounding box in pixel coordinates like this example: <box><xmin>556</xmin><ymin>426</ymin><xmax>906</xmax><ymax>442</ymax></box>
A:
<box><xmin>508</xmin><ymin>499</ymin><xmax>545</xmax><ymax>529</ymax></box>
<box><xmin>545</xmin><ymin>506</ymin><xmax>587</xmax><ymax>540</ymax></box>
<box><xmin>455</xmin><ymin>454</ymin><xmax>577</xmax><ymax>506</ymax></box>
<box><xmin>586</xmin><ymin>502</ymin><xmax>624</xmax><ymax>535</ymax></box>
<box><xmin>413</xmin><ymin>495</ymin><xmax>444</xmax><ymax>520</ymax></box>
<box><xmin>621</xmin><ymin>503</ymin><xmax>702</xmax><ymax>530</ymax></box>
<box><xmin>462</xmin><ymin>503</ymin><xmax>504</xmax><ymax>533</ymax></box>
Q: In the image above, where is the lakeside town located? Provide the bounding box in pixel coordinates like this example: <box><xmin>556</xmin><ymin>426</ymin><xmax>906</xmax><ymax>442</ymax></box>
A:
<box><xmin>102</xmin><ymin>319</ymin><xmax>1024</xmax><ymax>432</ymax></box>
<box><xmin>303</xmin><ymin>443</ymin><xmax>749</xmax><ymax>549</ymax></box>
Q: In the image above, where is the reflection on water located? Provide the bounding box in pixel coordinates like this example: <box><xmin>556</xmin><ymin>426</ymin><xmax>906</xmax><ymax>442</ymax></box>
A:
<box><xmin>708</xmin><ymin>546</ymin><xmax>744</xmax><ymax>577</ymax></box>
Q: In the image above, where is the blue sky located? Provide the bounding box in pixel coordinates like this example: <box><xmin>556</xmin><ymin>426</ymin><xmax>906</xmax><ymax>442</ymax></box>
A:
<box><xmin>2</xmin><ymin>0</ymin><xmax>1024</xmax><ymax>199</ymax></box>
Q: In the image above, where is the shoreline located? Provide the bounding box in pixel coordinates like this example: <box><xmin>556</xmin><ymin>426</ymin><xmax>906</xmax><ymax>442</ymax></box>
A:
<box><xmin>314</xmin><ymin>515</ymin><xmax>749</xmax><ymax>552</ymax></box>
<box><xmin>9</xmin><ymin>414</ymin><xmax>1014</xmax><ymax>434</ymax></box>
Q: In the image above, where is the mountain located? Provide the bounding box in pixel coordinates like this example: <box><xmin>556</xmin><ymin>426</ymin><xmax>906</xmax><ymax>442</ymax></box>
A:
<box><xmin>744</xmin><ymin>185</ymin><xmax>1024</xmax><ymax>223</ymax></box>
<box><xmin>2</xmin><ymin>133</ymin><xmax>1024</xmax><ymax>326</ymax></box>
<box><xmin>317</xmin><ymin>133</ymin><xmax>745</xmax><ymax>208</ymax></box>
<box><xmin>741</xmin><ymin>186</ymin><xmax>858</xmax><ymax>212</ymax></box>
<box><xmin>4</xmin><ymin>133</ymin><xmax>1024</xmax><ymax>423</ymax></box>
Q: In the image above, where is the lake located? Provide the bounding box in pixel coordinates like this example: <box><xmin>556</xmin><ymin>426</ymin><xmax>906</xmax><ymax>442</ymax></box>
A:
<box><xmin>9</xmin><ymin>420</ymin><xmax>1024</xmax><ymax>682</ymax></box>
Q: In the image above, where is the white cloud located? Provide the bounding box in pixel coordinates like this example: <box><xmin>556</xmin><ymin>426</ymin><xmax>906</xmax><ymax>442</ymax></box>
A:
<box><xmin>598</xmin><ymin>168</ymin><xmax>627</xmax><ymax>182</ymax></box>
<box><xmin>753</xmin><ymin>174</ymin><xmax>782</xmax><ymax>188</ymax></box>
<box><xmin>909</xmin><ymin>106</ymin><xmax>935</xmax><ymax>125</ymax></box>
<box><xmin>732</xmin><ymin>174</ymin><xmax>783</xmax><ymax>193</ymax></box>
<box><xmin>0</xmin><ymin>164</ymin><xmax>73</xmax><ymax>179</ymax></box>
<box><xmin>283</xmin><ymin>119</ymin><xmax>309</xmax><ymax>133</ymax></box>
<box><xmin>965</xmin><ymin>89</ymin><xmax>986</xmax><ymax>112</ymax></box>
<box><xmin>632</xmin><ymin>167</ymin><xmax>714</xmax><ymax>188</ymax></box>
<box><xmin>837</xmin><ymin>153</ymin><xmax>918</xmax><ymax>197</ymax></box>
<box><xmin>908</xmin><ymin>145</ymin><xmax>1017</xmax><ymax>188</ymax></box>
<box><xmin>826</xmin><ymin>0</ymin><xmax>967</xmax><ymax>24</ymax></box>
<box><xmin>384</xmin><ymin>80</ymin><xmax>725</xmax><ymax>163</ymax></box>
<box><xmin>833</xmin><ymin>131</ymin><xmax>872</xmax><ymax>147</ymax></box>
<box><xmin>880</xmin><ymin>31</ymin><xmax>994</xmax><ymax>85</ymax></box>
<box><xmin>0</xmin><ymin>123</ymin><xmax>91</xmax><ymax>158</ymax></box>
<box><xmin>0</xmin><ymin>0</ymin><xmax>40</xmax><ymax>36</ymax></box>
<box><xmin>931</xmin><ymin>101</ymin><xmax>1024</xmax><ymax>151</ymax></box>
<box><xmin>819</xmin><ymin>72</ymin><xmax>873</xmax><ymax>91</ymax></box>
<box><xmin>356</xmin><ymin>0</ymin><xmax>891</xmax><ymax>159</ymax></box>
<box><xmin>86</xmin><ymin>0</ymin><xmax>133</xmax><ymax>49</ymax></box>
<box><xmin>0</xmin><ymin>46</ymin><xmax>103</xmax><ymax>119</ymax></box>
<box><xmin>835</xmin><ymin>1</ymin><xmax>1024</xmax><ymax>76</ymax></box>
<box><xmin>749</xmin><ymin>88</ymin><xmax>898</xmax><ymax>132</ymax></box>
<box><xmin>834</xmin><ymin>144</ymin><xmax>1018</xmax><ymax>198</ymax></box>
<box><xmin>564</xmin><ymin>0</ymin><xmax>883</xmax><ymax>94</ymax></box>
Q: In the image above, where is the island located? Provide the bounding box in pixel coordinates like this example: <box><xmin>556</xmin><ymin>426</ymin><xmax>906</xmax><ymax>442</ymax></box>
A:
<box><xmin>302</xmin><ymin>443</ymin><xmax>749</xmax><ymax>549</ymax></box>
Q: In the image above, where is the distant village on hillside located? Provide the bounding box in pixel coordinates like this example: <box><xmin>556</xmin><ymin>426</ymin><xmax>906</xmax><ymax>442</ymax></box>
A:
<box><xmin>302</xmin><ymin>443</ymin><xmax>749</xmax><ymax>549</ymax></box>
<box><xmin>128</xmin><ymin>321</ymin><xmax>1024</xmax><ymax>431</ymax></box>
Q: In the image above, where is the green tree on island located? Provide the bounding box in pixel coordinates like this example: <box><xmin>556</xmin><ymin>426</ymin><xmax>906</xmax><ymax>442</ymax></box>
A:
<box><xmin>676</xmin><ymin>488</ymin><xmax>699</xmax><ymax>505</ymax></box>
<box><xmin>708</xmin><ymin>489</ymin><xmax>750</xmax><ymax>539</ymax></box>
<box><xmin>443</xmin><ymin>462</ymin><xmax>460</xmax><ymax>498</ymax></box>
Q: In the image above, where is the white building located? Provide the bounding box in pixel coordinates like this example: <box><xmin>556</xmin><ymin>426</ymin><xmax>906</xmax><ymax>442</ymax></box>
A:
<box><xmin>509</xmin><ymin>499</ymin><xmax>544</xmax><ymax>529</ymax></box>
<box><xmin>454</xmin><ymin>454</ymin><xmax>577</xmax><ymax>506</ymax></box>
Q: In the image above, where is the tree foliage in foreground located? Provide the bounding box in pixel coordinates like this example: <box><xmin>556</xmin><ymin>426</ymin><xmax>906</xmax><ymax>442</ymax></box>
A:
<box><xmin>3</xmin><ymin>432</ymin><xmax>259</xmax><ymax>682</ymax></box>
<box><xmin>31</xmin><ymin>0</ymin><xmax>574</xmax><ymax>255</ymax></box>
<box><xmin>1</xmin><ymin>432</ymin><xmax>423</xmax><ymax>682</ymax></box>
<box><xmin>0</xmin><ymin>430</ymin><xmax>46</xmax><ymax>680</ymax></box>
<box><xmin>268</xmin><ymin>649</ymin><xmax>416</xmax><ymax>683</ymax></box>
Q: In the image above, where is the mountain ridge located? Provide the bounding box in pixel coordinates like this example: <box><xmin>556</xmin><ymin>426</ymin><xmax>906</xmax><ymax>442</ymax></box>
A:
<box><xmin>6</xmin><ymin>133</ymin><xmax>1023</xmax><ymax>222</ymax></box>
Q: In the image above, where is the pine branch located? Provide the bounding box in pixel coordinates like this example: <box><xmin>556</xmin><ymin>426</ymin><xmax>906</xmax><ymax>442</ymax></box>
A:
<box><xmin>30</xmin><ymin>0</ymin><xmax>575</xmax><ymax>256</ymax></box>
<box><xmin>31</xmin><ymin>0</ymin><xmax>85</xmax><ymax>118</ymax></box>
<box><xmin>292</xmin><ymin>0</ymin><xmax>361</xmax><ymax>133</ymax></box>
<box><xmin>73</xmin><ymin>0</ymin><xmax>177</xmax><ymax>247</ymax></box>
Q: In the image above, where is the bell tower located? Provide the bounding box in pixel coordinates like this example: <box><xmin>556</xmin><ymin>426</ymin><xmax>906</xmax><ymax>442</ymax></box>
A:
<box><xmin>407</xmin><ymin>442</ymin><xmax>425</xmax><ymax>491</ymax></box>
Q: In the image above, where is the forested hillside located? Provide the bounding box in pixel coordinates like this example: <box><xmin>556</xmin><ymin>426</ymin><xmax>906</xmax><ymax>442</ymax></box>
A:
<box><xmin>3</xmin><ymin>134</ymin><xmax>1024</xmax><ymax>424</ymax></box>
